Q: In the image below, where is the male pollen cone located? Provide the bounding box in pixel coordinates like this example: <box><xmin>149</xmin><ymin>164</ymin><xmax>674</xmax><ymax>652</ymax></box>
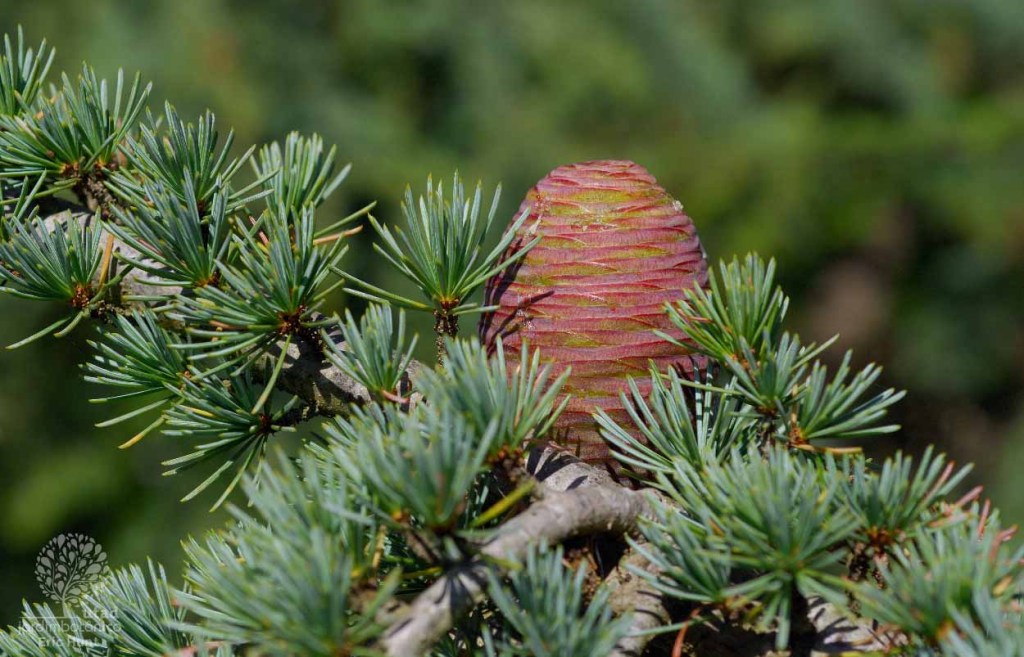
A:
<box><xmin>479</xmin><ymin>160</ymin><xmax>709</xmax><ymax>466</ymax></box>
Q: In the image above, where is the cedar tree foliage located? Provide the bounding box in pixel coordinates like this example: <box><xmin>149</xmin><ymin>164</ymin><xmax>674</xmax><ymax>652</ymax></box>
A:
<box><xmin>0</xmin><ymin>28</ymin><xmax>1020</xmax><ymax>657</ymax></box>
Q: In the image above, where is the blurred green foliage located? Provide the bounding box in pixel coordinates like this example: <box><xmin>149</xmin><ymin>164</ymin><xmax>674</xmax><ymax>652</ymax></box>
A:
<box><xmin>1</xmin><ymin>0</ymin><xmax>1022</xmax><ymax>622</ymax></box>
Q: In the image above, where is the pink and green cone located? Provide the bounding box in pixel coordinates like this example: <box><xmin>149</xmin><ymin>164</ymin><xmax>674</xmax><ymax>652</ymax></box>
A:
<box><xmin>479</xmin><ymin>160</ymin><xmax>709</xmax><ymax>466</ymax></box>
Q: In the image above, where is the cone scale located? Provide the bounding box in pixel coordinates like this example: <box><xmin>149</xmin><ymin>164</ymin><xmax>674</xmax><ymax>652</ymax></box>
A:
<box><xmin>480</xmin><ymin>160</ymin><xmax>708</xmax><ymax>466</ymax></box>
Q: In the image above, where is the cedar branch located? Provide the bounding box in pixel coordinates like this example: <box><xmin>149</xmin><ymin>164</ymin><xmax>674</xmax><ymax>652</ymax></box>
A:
<box><xmin>35</xmin><ymin>204</ymin><xmax>883</xmax><ymax>657</ymax></box>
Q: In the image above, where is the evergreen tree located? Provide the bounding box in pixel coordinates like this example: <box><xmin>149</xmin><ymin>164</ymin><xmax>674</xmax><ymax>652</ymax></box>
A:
<box><xmin>0</xmin><ymin>28</ymin><xmax>1020</xmax><ymax>657</ymax></box>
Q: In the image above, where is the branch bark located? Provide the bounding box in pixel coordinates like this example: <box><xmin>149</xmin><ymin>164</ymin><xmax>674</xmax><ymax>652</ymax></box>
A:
<box><xmin>605</xmin><ymin>545</ymin><xmax>671</xmax><ymax>657</ymax></box>
<box><xmin>381</xmin><ymin>482</ymin><xmax>651</xmax><ymax>656</ymax></box>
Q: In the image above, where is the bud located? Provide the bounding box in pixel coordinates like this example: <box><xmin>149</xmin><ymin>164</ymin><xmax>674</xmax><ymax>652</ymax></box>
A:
<box><xmin>480</xmin><ymin>160</ymin><xmax>708</xmax><ymax>465</ymax></box>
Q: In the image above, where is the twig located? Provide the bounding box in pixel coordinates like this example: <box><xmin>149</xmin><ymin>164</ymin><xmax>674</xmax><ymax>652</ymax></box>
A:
<box><xmin>605</xmin><ymin>544</ymin><xmax>671</xmax><ymax>657</ymax></box>
<box><xmin>380</xmin><ymin>483</ymin><xmax>651</xmax><ymax>657</ymax></box>
<box><xmin>40</xmin><ymin>206</ymin><xmax>414</xmax><ymax>415</ymax></box>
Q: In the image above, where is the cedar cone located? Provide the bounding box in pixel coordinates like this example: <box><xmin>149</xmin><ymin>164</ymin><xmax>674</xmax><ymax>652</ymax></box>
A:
<box><xmin>479</xmin><ymin>160</ymin><xmax>709</xmax><ymax>466</ymax></box>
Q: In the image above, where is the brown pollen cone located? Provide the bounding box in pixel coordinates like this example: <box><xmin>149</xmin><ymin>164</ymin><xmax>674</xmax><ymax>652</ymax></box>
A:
<box><xmin>479</xmin><ymin>160</ymin><xmax>709</xmax><ymax>467</ymax></box>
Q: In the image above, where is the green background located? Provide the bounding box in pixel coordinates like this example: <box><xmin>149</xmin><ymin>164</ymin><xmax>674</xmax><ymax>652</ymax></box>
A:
<box><xmin>1</xmin><ymin>0</ymin><xmax>1022</xmax><ymax>622</ymax></box>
